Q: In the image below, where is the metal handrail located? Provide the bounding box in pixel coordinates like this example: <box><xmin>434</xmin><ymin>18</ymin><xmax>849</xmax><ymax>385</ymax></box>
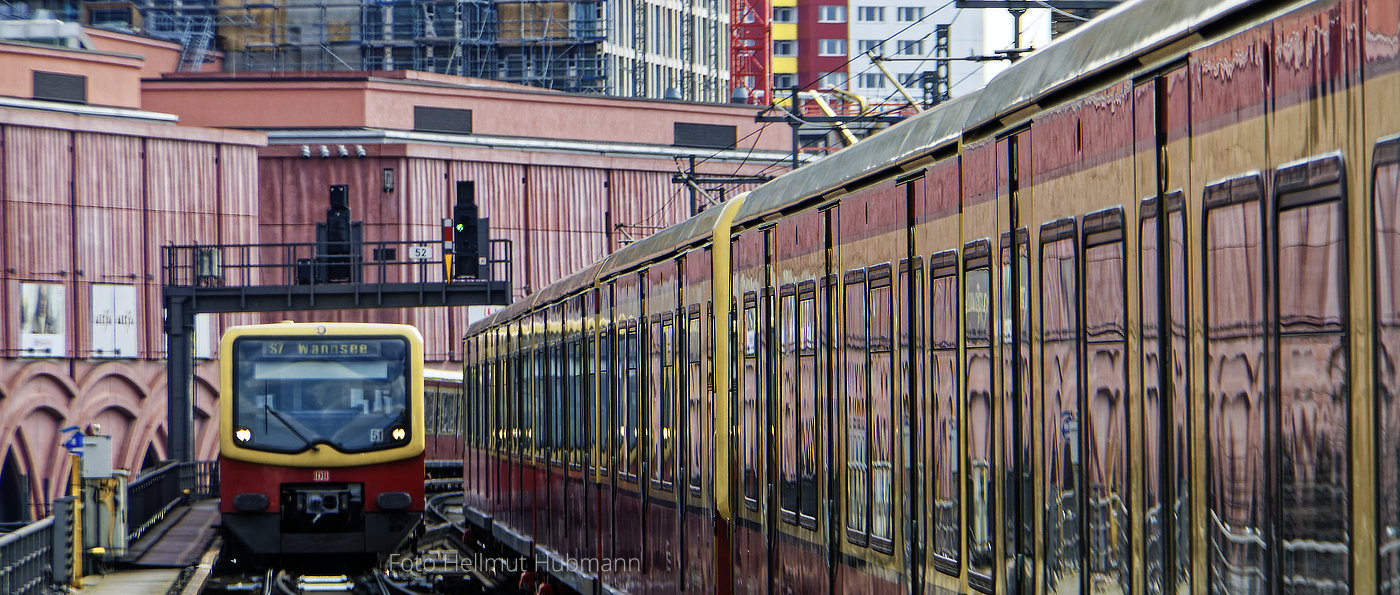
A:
<box><xmin>126</xmin><ymin>461</ymin><xmax>219</xmax><ymax>545</ymax></box>
<box><xmin>0</xmin><ymin>517</ymin><xmax>54</xmax><ymax>595</ymax></box>
<box><xmin>162</xmin><ymin>238</ymin><xmax>513</xmax><ymax>292</ymax></box>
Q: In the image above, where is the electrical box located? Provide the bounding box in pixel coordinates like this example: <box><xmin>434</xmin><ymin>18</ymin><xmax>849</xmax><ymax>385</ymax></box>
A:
<box><xmin>80</xmin><ymin>435</ymin><xmax>112</xmax><ymax>478</ymax></box>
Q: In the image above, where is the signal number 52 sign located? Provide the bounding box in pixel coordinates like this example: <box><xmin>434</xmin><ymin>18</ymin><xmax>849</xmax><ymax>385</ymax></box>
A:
<box><xmin>409</xmin><ymin>245</ymin><xmax>435</xmax><ymax>261</ymax></box>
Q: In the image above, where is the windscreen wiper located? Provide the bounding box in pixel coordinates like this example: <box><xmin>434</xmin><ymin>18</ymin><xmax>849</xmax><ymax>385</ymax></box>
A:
<box><xmin>266</xmin><ymin>404</ymin><xmax>319</xmax><ymax>452</ymax></box>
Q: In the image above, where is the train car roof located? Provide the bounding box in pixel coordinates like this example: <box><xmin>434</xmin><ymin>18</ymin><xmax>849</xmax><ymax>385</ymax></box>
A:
<box><xmin>466</xmin><ymin>0</ymin><xmax>1267</xmax><ymax>338</ymax></box>
<box><xmin>735</xmin><ymin>0</ymin><xmax>1258</xmax><ymax>225</ymax></box>
<box><xmin>597</xmin><ymin>197</ymin><xmax>739</xmax><ymax>280</ymax></box>
<box><xmin>736</xmin><ymin>91</ymin><xmax>979</xmax><ymax>224</ymax></box>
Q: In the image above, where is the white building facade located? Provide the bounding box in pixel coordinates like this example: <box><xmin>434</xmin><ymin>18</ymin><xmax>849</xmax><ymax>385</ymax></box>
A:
<box><xmin>845</xmin><ymin>3</ymin><xmax>1051</xmax><ymax>106</ymax></box>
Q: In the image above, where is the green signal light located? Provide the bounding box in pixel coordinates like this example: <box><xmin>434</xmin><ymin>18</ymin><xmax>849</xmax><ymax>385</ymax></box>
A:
<box><xmin>455</xmin><ymin>223</ymin><xmax>466</xmax><ymax>231</ymax></box>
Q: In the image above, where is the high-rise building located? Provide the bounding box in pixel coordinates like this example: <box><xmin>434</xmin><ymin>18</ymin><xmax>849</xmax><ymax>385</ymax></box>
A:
<box><xmin>845</xmin><ymin>3</ymin><xmax>1052</xmax><ymax>107</ymax></box>
<box><xmin>8</xmin><ymin>0</ymin><xmax>731</xmax><ymax>101</ymax></box>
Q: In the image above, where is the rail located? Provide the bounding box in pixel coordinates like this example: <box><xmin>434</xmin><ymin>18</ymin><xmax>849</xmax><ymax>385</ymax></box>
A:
<box><xmin>127</xmin><ymin>461</ymin><xmax>218</xmax><ymax>544</ymax></box>
<box><xmin>162</xmin><ymin>238</ymin><xmax>513</xmax><ymax>291</ymax></box>
<box><xmin>0</xmin><ymin>517</ymin><xmax>54</xmax><ymax>595</ymax></box>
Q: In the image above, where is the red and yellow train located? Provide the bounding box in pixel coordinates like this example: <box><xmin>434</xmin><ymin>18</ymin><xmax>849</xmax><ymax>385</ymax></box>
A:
<box><xmin>460</xmin><ymin>0</ymin><xmax>1400</xmax><ymax>592</ymax></box>
<box><xmin>218</xmin><ymin>322</ymin><xmax>428</xmax><ymax>559</ymax></box>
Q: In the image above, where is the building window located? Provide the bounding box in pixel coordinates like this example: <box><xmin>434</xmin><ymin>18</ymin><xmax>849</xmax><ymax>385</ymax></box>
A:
<box><xmin>819</xmin><ymin>38</ymin><xmax>847</xmax><ymax>56</ymax></box>
<box><xmin>820</xmin><ymin>71</ymin><xmax>848</xmax><ymax>89</ymax></box>
<box><xmin>897</xmin><ymin>6</ymin><xmax>924</xmax><ymax>21</ymax></box>
<box><xmin>818</xmin><ymin>5</ymin><xmax>846</xmax><ymax>22</ymax></box>
<box><xmin>857</xmin><ymin>6</ymin><xmax>884</xmax><ymax>21</ymax></box>
<box><xmin>773</xmin><ymin>6</ymin><xmax>796</xmax><ymax>23</ymax></box>
<box><xmin>774</xmin><ymin>40</ymin><xmax>797</xmax><ymax>56</ymax></box>
<box><xmin>900</xmin><ymin>71</ymin><xmax>923</xmax><ymax>86</ymax></box>
<box><xmin>773</xmin><ymin>73</ymin><xmax>798</xmax><ymax>90</ymax></box>
<box><xmin>860</xmin><ymin>72</ymin><xmax>886</xmax><ymax>89</ymax></box>
<box><xmin>899</xmin><ymin>40</ymin><xmax>923</xmax><ymax>56</ymax></box>
<box><xmin>858</xmin><ymin>39</ymin><xmax>883</xmax><ymax>54</ymax></box>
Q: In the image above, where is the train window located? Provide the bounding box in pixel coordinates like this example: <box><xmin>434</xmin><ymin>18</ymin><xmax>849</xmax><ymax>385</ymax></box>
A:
<box><xmin>1139</xmin><ymin>199</ymin><xmax>1166</xmax><ymax>595</ymax></box>
<box><xmin>554</xmin><ymin>342</ymin><xmax>565</xmax><ymax>457</ymax></box>
<box><xmin>1082</xmin><ymin>208</ymin><xmax>1129</xmax><ymax>593</ymax></box>
<box><xmin>625</xmin><ymin>325</ymin><xmax>640</xmax><ymax>480</ymax></box>
<box><xmin>1275</xmin><ymin>155</ymin><xmax>1350</xmax><ymax>589</ymax></box>
<box><xmin>687</xmin><ymin>311</ymin><xmax>703</xmax><ymax>491</ymax></box>
<box><xmin>1375</xmin><ymin>138</ymin><xmax>1400</xmax><ymax>590</ymax></box>
<box><xmin>518</xmin><ymin>350</ymin><xmax>529</xmax><ymax>456</ymax></box>
<box><xmin>569</xmin><ymin>339</ymin><xmax>582</xmax><ymax>460</ymax></box>
<box><xmin>844</xmin><ymin>270</ymin><xmax>869</xmax><ymax>544</ymax></box>
<box><xmin>657</xmin><ymin>317</ymin><xmax>675</xmax><ymax>487</ymax></box>
<box><xmin>798</xmin><ymin>286</ymin><xmax>819</xmax><ymax>526</ymax></box>
<box><xmin>965</xmin><ymin>239</ymin><xmax>993</xmax><ymax>583</ymax></box>
<box><xmin>1040</xmin><ymin>218</ymin><xmax>1080</xmax><ymax>595</ymax></box>
<box><xmin>1001</xmin><ymin>227</ymin><xmax>1033</xmax><ymax>590</ymax></box>
<box><xmin>1203</xmin><ymin>175</ymin><xmax>1267</xmax><ymax>592</ymax></box>
<box><xmin>930</xmin><ymin>250</ymin><xmax>959</xmax><ymax>571</ymax></box>
<box><xmin>538</xmin><ymin>346</ymin><xmax>547</xmax><ymax>454</ymax></box>
<box><xmin>443</xmin><ymin>385</ymin><xmax>457</xmax><ymax>435</ymax></box>
<box><xmin>780</xmin><ymin>287</ymin><xmax>799</xmax><ymax>523</ymax></box>
<box><xmin>425</xmin><ymin>387</ymin><xmax>439</xmax><ymax>440</ymax></box>
<box><xmin>584</xmin><ymin>335</ymin><xmax>595</xmax><ymax>468</ymax></box>
<box><xmin>743</xmin><ymin>295</ymin><xmax>760</xmax><ymax>510</ymax></box>
<box><xmin>599</xmin><ymin>326</ymin><xmax>611</xmax><ymax>474</ymax></box>
<box><xmin>869</xmin><ymin>265</ymin><xmax>894</xmax><ymax>550</ymax></box>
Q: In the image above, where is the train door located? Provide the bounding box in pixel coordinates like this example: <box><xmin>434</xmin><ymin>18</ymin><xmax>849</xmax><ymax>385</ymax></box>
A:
<box><xmin>822</xmin><ymin>205</ymin><xmax>839</xmax><ymax>595</ymax></box>
<box><xmin>1002</xmin><ymin>131</ymin><xmax>1032</xmax><ymax>595</ymax></box>
<box><xmin>1134</xmin><ymin>68</ymin><xmax>1192</xmax><ymax>595</ymax></box>
<box><xmin>761</xmin><ymin>228</ymin><xmax>779</xmax><ymax>595</ymax></box>
<box><xmin>733</xmin><ymin>223</ymin><xmax>771</xmax><ymax>593</ymax></box>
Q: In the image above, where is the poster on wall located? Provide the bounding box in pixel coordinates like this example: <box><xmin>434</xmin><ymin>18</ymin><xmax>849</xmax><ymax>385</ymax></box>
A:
<box><xmin>20</xmin><ymin>283</ymin><xmax>65</xmax><ymax>357</ymax></box>
<box><xmin>91</xmin><ymin>284</ymin><xmax>138</xmax><ymax>357</ymax></box>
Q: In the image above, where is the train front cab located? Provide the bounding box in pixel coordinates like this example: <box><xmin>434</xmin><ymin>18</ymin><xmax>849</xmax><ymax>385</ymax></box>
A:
<box><xmin>218</xmin><ymin>323</ymin><xmax>427</xmax><ymax>558</ymax></box>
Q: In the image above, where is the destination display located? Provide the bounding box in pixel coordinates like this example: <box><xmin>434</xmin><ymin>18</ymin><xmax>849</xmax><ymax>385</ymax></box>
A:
<box><xmin>259</xmin><ymin>339</ymin><xmax>387</xmax><ymax>358</ymax></box>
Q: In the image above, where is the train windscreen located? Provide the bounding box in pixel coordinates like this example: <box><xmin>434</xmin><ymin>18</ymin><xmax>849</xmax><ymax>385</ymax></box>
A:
<box><xmin>231</xmin><ymin>337</ymin><xmax>412</xmax><ymax>454</ymax></box>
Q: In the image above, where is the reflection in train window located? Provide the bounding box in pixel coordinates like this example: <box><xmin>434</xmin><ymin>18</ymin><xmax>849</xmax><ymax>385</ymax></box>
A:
<box><xmin>1140</xmin><ymin>203</ymin><xmax>1165</xmax><ymax>593</ymax></box>
<box><xmin>780</xmin><ymin>289</ymin><xmax>800</xmax><ymax>522</ymax></box>
<box><xmin>1083</xmin><ymin>210</ymin><xmax>1128</xmax><ymax>593</ymax></box>
<box><xmin>965</xmin><ymin>241</ymin><xmax>993</xmax><ymax>583</ymax></box>
<box><xmin>844</xmin><ymin>271</ymin><xmax>869</xmax><ymax>544</ymax></box>
<box><xmin>623</xmin><ymin>326</ymin><xmax>640</xmax><ymax>480</ymax></box>
<box><xmin>551</xmin><ymin>343</ymin><xmax>563</xmax><ymax>457</ymax></box>
<box><xmin>1040</xmin><ymin>221</ymin><xmax>1080</xmax><ymax>595</ymax></box>
<box><xmin>930</xmin><ymin>252</ymin><xmax>959</xmax><ymax>571</ymax></box>
<box><xmin>1375</xmin><ymin>144</ymin><xmax>1400</xmax><ymax>591</ymax></box>
<box><xmin>869</xmin><ymin>268</ymin><xmax>894</xmax><ymax>548</ymax></box>
<box><xmin>1203</xmin><ymin>177</ymin><xmax>1266</xmax><ymax>593</ymax></box>
<box><xmin>659</xmin><ymin>319</ymin><xmax>675</xmax><ymax>486</ymax></box>
<box><xmin>599</xmin><ymin>326</ymin><xmax>611</xmax><ymax>473</ymax></box>
<box><xmin>799</xmin><ymin>291</ymin><xmax>819</xmax><ymax>525</ymax></box>
<box><xmin>743</xmin><ymin>296</ymin><xmax>760</xmax><ymax>509</ymax></box>
<box><xmin>688</xmin><ymin>313</ymin><xmax>703</xmax><ymax>490</ymax></box>
<box><xmin>1275</xmin><ymin>158</ymin><xmax>1349</xmax><ymax>591</ymax></box>
<box><xmin>585</xmin><ymin>335</ymin><xmax>596</xmax><ymax>469</ymax></box>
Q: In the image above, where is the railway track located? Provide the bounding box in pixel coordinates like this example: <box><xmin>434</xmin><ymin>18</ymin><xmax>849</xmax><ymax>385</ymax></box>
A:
<box><xmin>198</xmin><ymin>492</ymin><xmax>506</xmax><ymax>595</ymax></box>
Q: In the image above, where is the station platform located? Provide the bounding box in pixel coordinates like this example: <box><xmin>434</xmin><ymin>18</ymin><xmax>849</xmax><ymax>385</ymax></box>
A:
<box><xmin>75</xmin><ymin>500</ymin><xmax>221</xmax><ymax>595</ymax></box>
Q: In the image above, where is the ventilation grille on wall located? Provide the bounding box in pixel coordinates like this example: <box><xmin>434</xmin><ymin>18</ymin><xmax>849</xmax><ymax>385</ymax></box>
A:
<box><xmin>674</xmin><ymin>122</ymin><xmax>736</xmax><ymax>149</ymax></box>
<box><xmin>33</xmin><ymin>71</ymin><xmax>87</xmax><ymax>104</ymax></box>
<box><xmin>414</xmin><ymin>106</ymin><xmax>473</xmax><ymax>134</ymax></box>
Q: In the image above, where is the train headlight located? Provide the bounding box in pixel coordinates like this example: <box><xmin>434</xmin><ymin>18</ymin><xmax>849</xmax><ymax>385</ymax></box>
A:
<box><xmin>235</xmin><ymin>428</ymin><xmax>252</xmax><ymax>442</ymax></box>
<box><xmin>392</xmin><ymin>427</ymin><xmax>407</xmax><ymax>441</ymax></box>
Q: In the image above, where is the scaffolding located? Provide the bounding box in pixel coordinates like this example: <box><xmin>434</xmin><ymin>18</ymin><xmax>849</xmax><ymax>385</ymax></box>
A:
<box><xmin>491</xmin><ymin>0</ymin><xmax>605</xmax><ymax>92</ymax></box>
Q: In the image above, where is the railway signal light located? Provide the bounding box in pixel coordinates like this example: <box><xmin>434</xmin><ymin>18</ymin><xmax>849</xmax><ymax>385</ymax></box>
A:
<box><xmin>452</xmin><ymin>181</ymin><xmax>489</xmax><ymax>279</ymax></box>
